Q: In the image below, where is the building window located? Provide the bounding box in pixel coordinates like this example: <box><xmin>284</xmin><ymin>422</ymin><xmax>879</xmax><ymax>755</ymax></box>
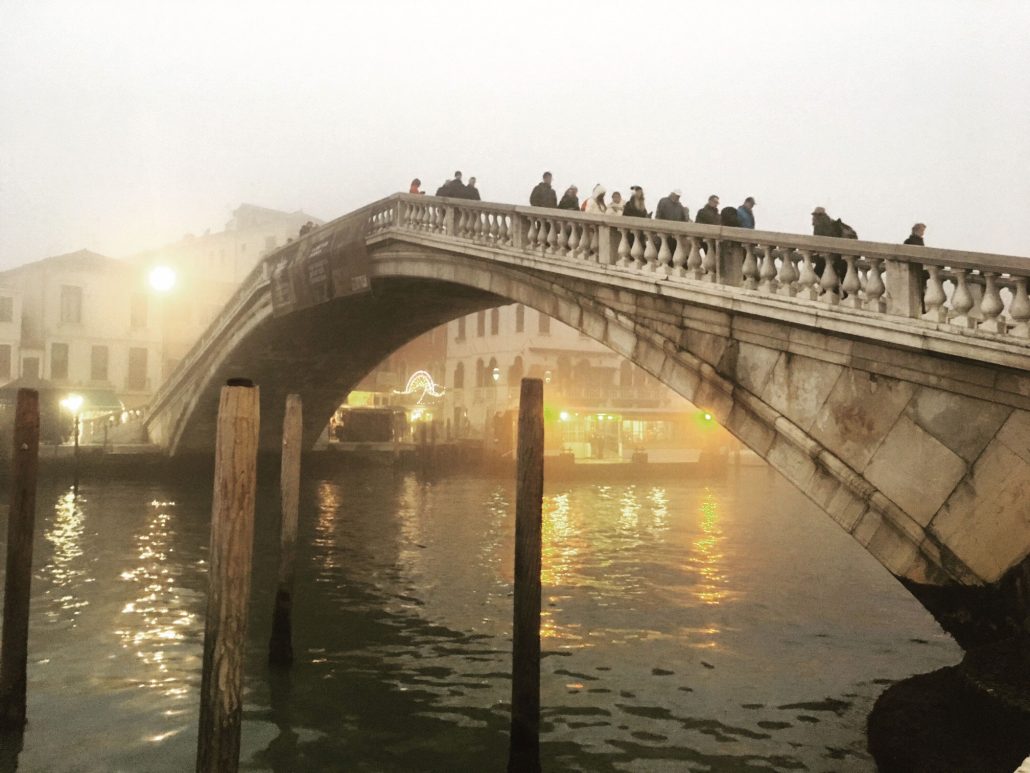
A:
<box><xmin>0</xmin><ymin>345</ymin><xmax>10</xmax><ymax>379</ymax></box>
<box><xmin>60</xmin><ymin>286</ymin><xmax>82</xmax><ymax>324</ymax></box>
<box><xmin>515</xmin><ymin>304</ymin><xmax>525</xmax><ymax>333</ymax></box>
<box><xmin>456</xmin><ymin>317</ymin><xmax>466</xmax><ymax>341</ymax></box>
<box><xmin>22</xmin><ymin>357</ymin><xmax>39</xmax><ymax>379</ymax></box>
<box><xmin>538</xmin><ymin>312</ymin><xmax>550</xmax><ymax>334</ymax></box>
<box><xmin>508</xmin><ymin>355</ymin><xmax>524</xmax><ymax>384</ymax></box>
<box><xmin>0</xmin><ymin>297</ymin><xmax>12</xmax><ymax>323</ymax></box>
<box><xmin>476</xmin><ymin>358</ymin><xmax>486</xmax><ymax>388</ymax></box>
<box><xmin>453</xmin><ymin>362</ymin><xmax>464</xmax><ymax>389</ymax></box>
<box><xmin>490</xmin><ymin>308</ymin><xmax>500</xmax><ymax>335</ymax></box>
<box><xmin>128</xmin><ymin>347</ymin><xmax>148</xmax><ymax>390</ymax></box>
<box><xmin>91</xmin><ymin>345</ymin><xmax>109</xmax><ymax>381</ymax></box>
<box><xmin>130</xmin><ymin>293</ymin><xmax>148</xmax><ymax>329</ymax></box>
<box><xmin>51</xmin><ymin>342</ymin><xmax>69</xmax><ymax>380</ymax></box>
<box><xmin>476</xmin><ymin>311</ymin><xmax>486</xmax><ymax>337</ymax></box>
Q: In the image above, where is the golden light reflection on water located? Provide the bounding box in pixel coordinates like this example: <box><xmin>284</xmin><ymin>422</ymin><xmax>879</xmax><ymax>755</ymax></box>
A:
<box><xmin>690</xmin><ymin>489</ymin><xmax>728</xmax><ymax>607</ymax></box>
<box><xmin>42</xmin><ymin>488</ymin><xmax>89</xmax><ymax>623</ymax></box>
<box><xmin>113</xmin><ymin>500</ymin><xmax>195</xmax><ymax>701</ymax></box>
<box><xmin>541</xmin><ymin>492</ymin><xmax>581</xmax><ymax>643</ymax></box>
<box><xmin>313</xmin><ymin>481</ymin><xmax>343</xmax><ymax>573</ymax></box>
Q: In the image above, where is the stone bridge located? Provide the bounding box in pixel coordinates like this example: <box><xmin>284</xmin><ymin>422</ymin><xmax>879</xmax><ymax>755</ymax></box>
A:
<box><xmin>145</xmin><ymin>193</ymin><xmax>1030</xmax><ymax>647</ymax></box>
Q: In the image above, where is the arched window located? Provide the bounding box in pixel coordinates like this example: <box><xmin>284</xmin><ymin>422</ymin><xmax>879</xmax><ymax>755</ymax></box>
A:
<box><xmin>515</xmin><ymin>304</ymin><xmax>525</xmax><ymax>333</ymax></box>
<box><xmin>454</xmin><ymin>361</ymin><xmax>465</xmax><ymax>389</ymax></box>
<box><xmin>508</xmin><ymin>355</ymin><xmax>524</xmax><ymax>384</ymax></box>
<box><xmin>476</xmin><ymin>358</ymin><xmax>486</xmax><ymax>387</ymax></box>
<box><xmin>490</xmin><ymin>308</ymin><xmax>500</xmax><ymax>335</ymax></box>
<box><xmin>477</xmin><ymin>311</ymin><xmax>486</xmax><ymax>337</ymax></box>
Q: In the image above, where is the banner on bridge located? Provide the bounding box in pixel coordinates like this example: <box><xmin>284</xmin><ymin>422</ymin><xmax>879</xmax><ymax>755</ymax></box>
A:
<box><xmin>269</xmin><ymin>217</ymin><xmax>371</xmax><ymax>316</ymax></box>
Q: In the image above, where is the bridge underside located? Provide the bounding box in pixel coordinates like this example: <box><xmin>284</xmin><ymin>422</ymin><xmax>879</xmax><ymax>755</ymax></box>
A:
<box><xmin>154</xmin><ymin>241</ymin><xmax>1030</xmax><ymax>649</ymax></box>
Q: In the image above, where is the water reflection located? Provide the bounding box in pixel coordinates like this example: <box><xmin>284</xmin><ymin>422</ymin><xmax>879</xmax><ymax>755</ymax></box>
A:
<box><xmin>113</xmin><ymin>499</ymin><xmax>195</xmax><ymax>708</ymax></box>
<box><xmin>41</xmin><ymin>488</ymin><xmax>88</xmax><ymax>626</ymax></box>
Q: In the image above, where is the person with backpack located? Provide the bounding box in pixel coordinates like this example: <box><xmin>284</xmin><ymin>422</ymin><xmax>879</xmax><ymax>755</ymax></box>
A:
<box><xmin>810</xmin><ymin>206</ymin><xmax>856</xmax><ymax>294</ymax></box>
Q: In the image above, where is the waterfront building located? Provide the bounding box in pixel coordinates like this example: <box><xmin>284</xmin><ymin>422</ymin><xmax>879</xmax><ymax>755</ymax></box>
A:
<box><xmin>129</xmin><ymin>203</ymin><xmax>321</xmax><ymax>375</ymax></box>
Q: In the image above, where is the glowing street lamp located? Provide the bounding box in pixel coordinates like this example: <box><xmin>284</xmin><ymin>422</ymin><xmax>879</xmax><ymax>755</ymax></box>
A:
<box><xmin>61</xmin><ymin>393</ymin><xmax>84</xmax><ymax>480</ymax></box>
<box><xmin>491</xmin><ymin>367</ymin><xmax>501</xmax><ymax>383</ymax></box>
<box><xmin>149</xmin><ymin>266</ymin><xmax>177</xmax><ymax>293</ymax></box>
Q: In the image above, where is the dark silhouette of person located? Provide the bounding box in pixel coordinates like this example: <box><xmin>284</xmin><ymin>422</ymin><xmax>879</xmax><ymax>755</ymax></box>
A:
<box><xmin>530</xmin><ymin>172</ymin><xmax>558</xmax><ymax>208</ymax></box>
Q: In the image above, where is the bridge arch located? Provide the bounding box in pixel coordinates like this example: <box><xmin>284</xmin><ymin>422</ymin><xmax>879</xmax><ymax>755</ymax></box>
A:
<box><xmin>146</xmin><ymin>199</ymin><xmax>1030</xmax><ymax>648</ymax></box>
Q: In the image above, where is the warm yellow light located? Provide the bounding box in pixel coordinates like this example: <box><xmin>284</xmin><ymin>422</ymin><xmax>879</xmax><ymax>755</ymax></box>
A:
<box><xmin>149</xmin><ymin>266</ymin><xmax>177</xmax><ymax>293</ymax></box>
<box><xmin>559</xmin><ymin>411</ymin><xmax>570</xmax><ymax>422</ymax></box>
<box><xmin>703</xmin><ymin>412</ymin><xmax>713</xmax><ymax>421</ymax></box>
<box><xmin>61</xmin><ymin>394</ymin><xmax>84</xmax><ymax>413</ymax></box>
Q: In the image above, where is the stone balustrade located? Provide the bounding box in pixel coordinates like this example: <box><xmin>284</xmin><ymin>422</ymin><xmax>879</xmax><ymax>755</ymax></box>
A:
<box><xmin>370</xmin><ymin>194</ymin><xmax>1030</xmax><ymax>342</ymax></box>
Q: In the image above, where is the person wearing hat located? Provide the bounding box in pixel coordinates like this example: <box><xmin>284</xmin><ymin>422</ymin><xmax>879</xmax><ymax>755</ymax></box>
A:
<box><xmin>736</xmin><ymin>197</ymin><xmax>756</xmax><ymax>228</ymax></box>
<box><xmin>584</xmin><ymin>184</ymin><xmax>608</xmax><ymax>214</ymax></box>
<box><xmin>656</xmin><ymin>189</ymin><xmax>689</xmax><ymax>222</ymax></box>
<box><xmin>623</xmin><ymin>186</ymin><xmax>650</xmax><ymax>218</ymax></box>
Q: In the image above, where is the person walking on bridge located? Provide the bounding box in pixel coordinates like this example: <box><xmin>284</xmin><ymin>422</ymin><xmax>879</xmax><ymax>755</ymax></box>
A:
<box><xmin>409</xmin><ymin>178</ymin><xmax>425</xmax><ymax>195</ymax></box>
<box><xmin>609</xmin><ymin>191</ymin><xmax>625</xmax><ymax>216</ymax></box>
<box><xmin>465</xmin><ymin>177</ymin><xmax>481</xmax><ymax>200</ymax></box>
<box><xmin>436</xmin><ymin>171</ymin><xmax>467</xmax><ymax>197</ymax></box>
<box><xmin>904</xmin><ymin>222</ymin><xmax>926</xmax><ymax>246</ymax></box>
<box><xmin>530</xmin><ymin>172</ymin><xmax>558</xmax><ymax>208</ymax></box>
<box><xmin>736</xmin><ymin>197</ymin><xmax>756</xmax><ymax>228</ymax></box>
<box><xmin>655</xmin><ymin>190</ymin><xmax>688</xmax><ymax>222</ymax></box>
<box><xmin>623</xmin><ymin>186</ymin><xmax>650</xmax><ymax>218</ymax></box>
<box><xmin>558</xmin><ymin>186</ymin><xmax>580</xmax><ymax>210</ymax></box>
<box><xmin>584</xmin><ymin>184</ymin><xmax>608</xmax><ymax>214</ymax></box>
<box><xmin>696</xmin><ymin>195</ymin><xmax>721</xmax><ymax>225</ymax></box>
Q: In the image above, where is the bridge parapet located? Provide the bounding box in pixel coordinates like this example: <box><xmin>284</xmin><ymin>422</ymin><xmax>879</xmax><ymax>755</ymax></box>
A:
<box><xmin>371</xmin><ymin>194</ymin><xmax>1030</xmax><ymax>344</ymax></box>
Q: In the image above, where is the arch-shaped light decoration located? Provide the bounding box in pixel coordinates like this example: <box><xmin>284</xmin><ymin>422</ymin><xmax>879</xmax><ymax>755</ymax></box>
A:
<box><xmin>393</xmin><ymin>370</ymin><xmax>446</xmax><ymax>404</ymax></box>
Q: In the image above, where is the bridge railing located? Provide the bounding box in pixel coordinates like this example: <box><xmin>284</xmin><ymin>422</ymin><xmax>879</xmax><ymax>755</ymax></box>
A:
<box><xmin>371</xmin><ymin>194</ymin><xmax>1030</xmax><ymax>341</ymax></box>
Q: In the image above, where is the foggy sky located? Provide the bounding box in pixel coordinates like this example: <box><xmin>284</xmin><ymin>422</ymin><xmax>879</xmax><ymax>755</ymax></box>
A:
<box><xmin>1</xmin><ymin>0</ymin><xmax>1029</xmax><ymax>268</ymax></box>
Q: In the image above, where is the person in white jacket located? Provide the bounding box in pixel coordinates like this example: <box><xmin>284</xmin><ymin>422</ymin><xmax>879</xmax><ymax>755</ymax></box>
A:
<box><xmin>609</xmin><ymin>191</ymin><xmax>625</xmax><ymax>215</ymax></box>
<box><xmin>584</xmin><ymin>184</ymin><xmax>607</xmax><ymax>214</ymax></box>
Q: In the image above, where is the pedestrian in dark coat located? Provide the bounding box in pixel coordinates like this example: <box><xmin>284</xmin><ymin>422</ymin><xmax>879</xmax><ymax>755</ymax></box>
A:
<box><xmin>696</xmin><ymin>195</ymin><xmax>721</xmax><ymax>225</ymax></box>
<box><xmin>623</xmin><ymin>186</ymin><xmax>650</xmax><ymax>218</ymax></box>
<box><xmin>558</xmin><ymin>186</ymin><xmax>580</xmax><ymax>210</ymax></box>
<box><xmin>465</xmin><ymin>177</ymin><xmax>481</xmax><ymax>200</ymax></box>
<box><xmin>437</xmin><ymin>171</ymin><xmax>467</xmax><ymax>198</ymax></box>
<box><xmin>736</xmin><ymin>197</ymin><xmax>756</xmax><ymax>228</ymax></box>
<box><xmin>655</xmin><ymin>190</ymin><xmax>689</xmax><ymax>222</ymax></box>
<box><xmin>904</xmin><ymin>223</ymin><xmax>926</xmax><ymax>246</ymax></box>
<box><xmin>530</xmin><ymin>172</ymin><xmax>558</xmax><ymax>208</ymax></box>
<box><xmin>811</xmin><ymin>206</ymin><xmax>846</xmax><ymax>287</ymax></box>
<box><xmin>720</xmin><ymin>206</ymin><xmax>740</xmax><ymax>226</ymax></box>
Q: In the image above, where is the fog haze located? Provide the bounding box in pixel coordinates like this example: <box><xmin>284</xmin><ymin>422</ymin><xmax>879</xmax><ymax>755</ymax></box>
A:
<box><xmin>2</xmin><ymin>0</ymin><xmax>1028</xmax><ymax>266</ymax></box>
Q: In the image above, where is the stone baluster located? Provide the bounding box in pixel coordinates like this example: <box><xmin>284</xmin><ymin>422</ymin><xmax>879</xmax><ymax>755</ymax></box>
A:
<box><xmin>797</xmin><ymin>250</ymin><xmax>819</xmax><ymax>300</ymax></box>
<box><xmin>758</xmin><ymin>246</ymin><xmax>778</xmax><ymax>293</ymax></box>
<box><xmin>630</xmin><ymin>230</ymin><xmax>645</xmax><ymax>270</ymax></box>
<box><xmin>488</xmin><ymin>213</ymin><xmax>499</xmax><ymax>242</ymax></box>
<box><xmin>556</xmin><ymin>220</ymin><xmax>570</xmax><ymax>255</ymax></box>
<box><xmin>701</xmin><ymin>240</ymin><xmax>717</xmax><ymax>281</ymax></box>
<box><xmin>978</xmin><ymin>272</ymin><xmax>1007</xmax><ymax>334</ymax></box>
<box><xmin>655</xmin><ymin>234</ymin><xmax>672</xmax><ymax>277</ymax></box>
<box><xmin>922</xmin><ymin>265</ymin><xmax>948</xmax><ymax>322</ymax></box>
<box><xmin>1010</xmin><ymin>277</ymin><xmax>1030</xmax><ymax>337</ymax></box>
<box><xmin>777</xmin><ymin>249</ymin><xmax>799</xmax><ymax>297</ymax></box>
<box><xmin>671</xmin><ymin>237</ymin><xmax>686</xmax><ymax>277</ymax></box>
<box><xmin>864</xmin><ymin>258</ymin><xmax>886</xmax><ymax>312</ymax></box>
<box><xmin>841</xmin><ymin>256</ymin><xmax>863</xmax><ymax>308</ymax></box>
<box><xmin>643</xmin><ymin>231</ymin><xmax>659</xmax><ymax>272</ymax></box>
<box><xmin>617</xmin><ymin>228</ymin><xmax>631</xmax><ymax>267</ymax></box>
<box><xmin>497</xmin><ymin>214</ymin><xmax>509</xmax><ymax>245</ymax></box>
<box><xmin>686</xmin><ymin>237</ymin><xmax>703</xmax><ymax>280</ymax></box>
<box><xmin>545</xmin><ymin>220</ymin><xmax>557</xmax><ymax>253</ymax></box>
<box><xmin>452</xmin><ymin>209</ymin><xmax>464</xmax><ymax>237</ymax></box>
<box><xmin>588</xmin><ymin>226</ymin><xmax>599</xmax><ymax>260</ymax></box>
<box><xmin>476</xmin><ymin>212</ymin><xmax>487</xmax><ymax>241</ymax></box>
<box><xmin>741</xmin><ymin>244</ymin><xmax>759</xmax><ymax>290</ymax></box>
<box><xmin>949</xmin><ymin>268</ymin><xmax>975</xmax><ymax>328</ymax></box>
<box><xmin>566</xmin><ymin>221</ymin><xmax>580</xmax><ymax>257</ymax></box>
<box><xmin>526</xmin><ymin>218</ymin><xmax>539</xmax><ymax>250</ymax></box>
<box><xmin>434</xmin><ymin>206</ymin><xmax>445</xmax><ymax>232</ymax></box>
<box><xmin>819</xmin><ymin>254</ymin><xmax>841</xmax><ymax>305</ymax></box>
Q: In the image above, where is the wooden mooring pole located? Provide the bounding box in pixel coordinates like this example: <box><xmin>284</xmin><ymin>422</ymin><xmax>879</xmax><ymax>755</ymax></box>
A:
<box><xmin>507</xmin><ymin>378</ymin><xmax>543</xmax><ymax>773</ymax></box>
<box><xmin>0</xmin><ymin>389</ymin><xmax>40</xmax><ymax>729</ymax></box>
<box><xmin>196</xmin><ymin>379</ymin><xmax>260</xmax><ymax>773</ymax></box>
<box><xmin>269</xmin><ymin>394</ymin><xmax>302</xmax><ymax>667</ymax></box>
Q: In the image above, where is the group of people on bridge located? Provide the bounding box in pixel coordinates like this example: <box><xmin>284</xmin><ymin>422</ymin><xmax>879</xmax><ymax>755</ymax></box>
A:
<box><xmin>408</xmin><ymin>171</ymin><xmax>928</xmax><ymax>248</ymax></box>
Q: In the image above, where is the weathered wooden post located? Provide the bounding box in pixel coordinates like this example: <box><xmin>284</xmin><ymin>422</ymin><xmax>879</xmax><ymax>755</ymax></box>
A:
<box><xmin>196</xmin><ymin>379</ymin><xmax>260</xmax><ymax>773</ymax></box>
<box><xmin>0</xmin><ymin>390</ymin><xmax>40</xmax><ymax>730</ymax></box>
<box><xmin>507</xmin><ymin>378</ymin><xmax>543</xmax><ymax>773</ymax></box>
<box><xmin>269</xmin><ymin>394</ymin><xmax>302</xmax><ymax>667</ymax></box>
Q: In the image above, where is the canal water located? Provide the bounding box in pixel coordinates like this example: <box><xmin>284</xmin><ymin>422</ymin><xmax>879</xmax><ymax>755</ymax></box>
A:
<box><xmin>2</xmin><ymin>465</ymin><xmax>959</xmax><ymax>772</ymax></box>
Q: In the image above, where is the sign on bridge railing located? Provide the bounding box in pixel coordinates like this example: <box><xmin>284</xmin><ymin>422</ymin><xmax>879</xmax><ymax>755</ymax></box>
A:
<box><xmin>270</xmin><ymin>217</ymin><xmax>371</xmax><ymax>316</ymax></box>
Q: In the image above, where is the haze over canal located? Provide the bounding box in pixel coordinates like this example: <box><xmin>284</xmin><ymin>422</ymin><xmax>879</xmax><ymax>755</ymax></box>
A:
<box><xmin>5</xmin><ymin>465</ymin><xmax>958</xmax><ymax>772</ymax></box>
